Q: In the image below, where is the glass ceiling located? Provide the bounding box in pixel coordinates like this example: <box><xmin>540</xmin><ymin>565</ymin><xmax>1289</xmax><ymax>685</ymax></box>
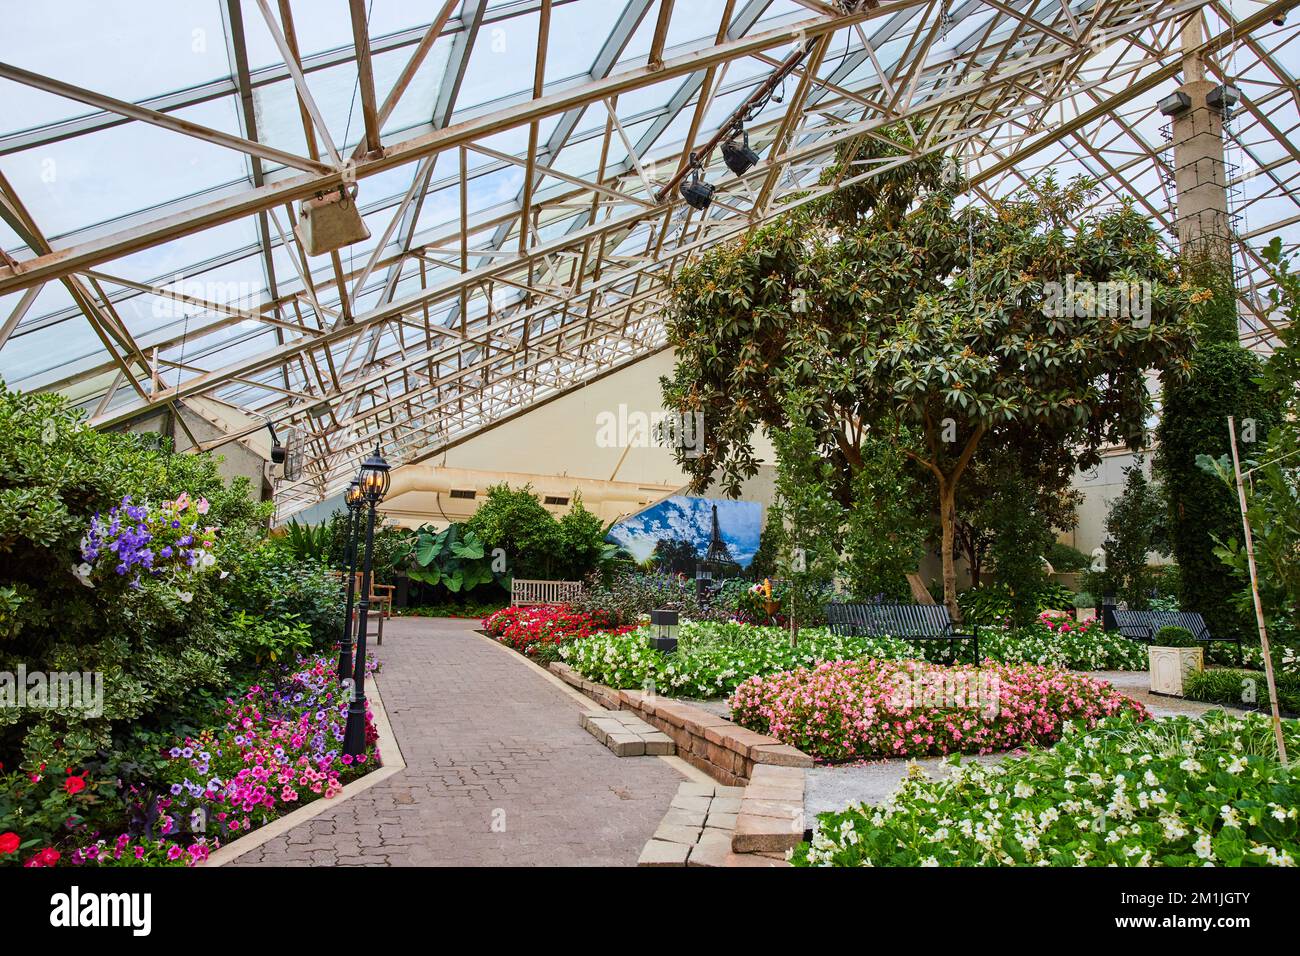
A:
<box><xmin>0</xmin><ymin>0</ymin><xmax>1296</xmax><ymax>516</ymax></box>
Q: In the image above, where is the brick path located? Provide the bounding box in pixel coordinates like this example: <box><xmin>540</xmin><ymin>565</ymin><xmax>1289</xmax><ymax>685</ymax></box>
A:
<box><xmin>229</xmin><ymin>617</ymin><xmax>684</xmax><ymax>866</ymax></box>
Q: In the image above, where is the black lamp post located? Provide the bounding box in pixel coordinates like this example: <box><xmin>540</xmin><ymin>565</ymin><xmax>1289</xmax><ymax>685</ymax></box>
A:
<box><xmin>343</xmin><ymin>445</ymin><xmax>391</xmax><ymax>758</ymax></box>
<box><xmin>336</xmin><ymin>478</ymin><xmax>364</xmax><ymax>683</ymax></box>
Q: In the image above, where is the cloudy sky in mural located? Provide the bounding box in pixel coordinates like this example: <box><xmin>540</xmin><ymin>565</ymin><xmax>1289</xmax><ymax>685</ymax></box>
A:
<box><xmin>607</xmin><ymin>496</ymin><xmax>762</xmax><ymax>568</ymax></box>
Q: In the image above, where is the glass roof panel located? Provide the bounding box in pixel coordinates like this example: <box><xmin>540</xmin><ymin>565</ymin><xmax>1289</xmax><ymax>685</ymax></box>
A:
<box><xmin>0</xmin><ymin>0</ymin><xmax>231</xmax><ymax>136</ymax></box>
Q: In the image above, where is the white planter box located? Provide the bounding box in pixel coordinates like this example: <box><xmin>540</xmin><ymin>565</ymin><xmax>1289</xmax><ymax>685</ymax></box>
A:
<box><xmin>1148</xmin><ymin>645</ymin><xmax>1204</xmax><ymax>696</ymax></box>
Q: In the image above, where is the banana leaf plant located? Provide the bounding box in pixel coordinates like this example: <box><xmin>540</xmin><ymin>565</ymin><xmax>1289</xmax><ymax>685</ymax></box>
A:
<box><xmin>408</xmin><ymin>522</ymin><xmax>505</xmax><ymax>594</ymax></box>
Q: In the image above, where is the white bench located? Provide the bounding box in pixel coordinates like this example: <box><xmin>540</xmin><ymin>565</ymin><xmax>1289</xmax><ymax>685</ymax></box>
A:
<box><xmin>510</xmin><ymin>579</ymin><xmax>582</xmax><ymax>607</ymax></box>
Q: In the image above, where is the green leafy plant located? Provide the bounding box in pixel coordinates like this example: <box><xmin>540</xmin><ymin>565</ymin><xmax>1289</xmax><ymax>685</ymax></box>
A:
<box><xmin>277</xmin><ymin>518</ymin><xmax>332</xmax><ymax>562</ymax></box>
<box><xmin>1048</xmin><ymin>542</ymin><xmax>1089</xmax><ymax>574</ymax></box>
<box><xmin>1154</xmin><ymin>625</ymin><xmax>1199</xmax><ymax>648</ymax></box>
<box><xmin>225</xmin><ymin>611</ymin><xmax>315</xmax><ymax>665</ymax></box>
<box><xmin>841</xmin><ymin>431</ymin><xmax>927</xmax><ymax>602</ymax></box>
<box><xmin>1184</xmin><ymin>668</ymin><xmax>1300</xmax><ymax>714</ymax></box>
<box><xmin>765</xmin><ymin>391</ymin><xmax>843</xmax><ymax>640</ymax></box>
<box><xmin>1090</xmin><ymin>461</ymin><xmax>1168</xmax><ymax>608</ymax></box>
<box><xmin>1156</xmin><ymin>258</ymin><xmax>1279</xmax><ymax>642</ymax></box>
<box><xmin>409</xmin><ymin>522</ymin><xmax>501</xmax><ymax>594</ymax></box>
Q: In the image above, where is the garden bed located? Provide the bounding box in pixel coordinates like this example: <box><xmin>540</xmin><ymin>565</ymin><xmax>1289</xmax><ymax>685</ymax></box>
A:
<box><xmin>559</xmin><ymin>616</ymin><xmax>1149</xmax><ymax>704</ymax></box>
<box><xmin>731</xmin><ymin>659</ymin><xmax>1147</xmax><ymax>761</ymax></box>
<box><xmin>795</xmin><ymin>710</ymin><xmax>1300</xmax><ymax>866</ymax></box>
<box><xmin>3</xmin><ymin>653</ymin><xmax>381</xmax><ymax>869</ymax></box>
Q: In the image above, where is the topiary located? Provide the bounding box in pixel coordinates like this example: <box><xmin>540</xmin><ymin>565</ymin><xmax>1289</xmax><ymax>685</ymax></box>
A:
<box><xmin>1154</xmin><ymin>625</ymin><xmax>1199</xmax><ymax>648</ymax></box>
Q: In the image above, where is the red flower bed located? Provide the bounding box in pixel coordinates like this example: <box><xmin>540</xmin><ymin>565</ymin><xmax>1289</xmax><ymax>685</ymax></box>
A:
<box><xmin>483</xmin><ymin>604</ymin><xmax>632</xmax><ymax>656</ymax></box>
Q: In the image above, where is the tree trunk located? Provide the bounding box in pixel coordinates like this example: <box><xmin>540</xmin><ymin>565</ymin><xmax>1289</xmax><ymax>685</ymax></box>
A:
<box><xmin>940</xmin><ymin>482</ymin><xmax>961</xmax><ymax>622</ymax></box>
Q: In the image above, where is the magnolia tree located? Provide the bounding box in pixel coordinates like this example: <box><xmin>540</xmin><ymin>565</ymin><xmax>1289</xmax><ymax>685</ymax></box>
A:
<box><xmin>661</xmin><ymin>129</ymin><xmax>1199</xmax><ymax>619</ymax></box>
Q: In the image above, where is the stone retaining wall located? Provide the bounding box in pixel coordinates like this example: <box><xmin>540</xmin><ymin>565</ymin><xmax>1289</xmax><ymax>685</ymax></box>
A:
<box><xmin>549</xmin><ymin>662</ymin><xmax>811</xmax><ymax>786</ymax></box>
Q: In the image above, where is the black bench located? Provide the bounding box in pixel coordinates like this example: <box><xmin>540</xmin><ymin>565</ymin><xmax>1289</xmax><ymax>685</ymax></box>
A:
<box><xmin>825</xmin><ymin>602</ymin><xmax>980</xmax><ymax>665</ymax></box>
<box><xmin>1110</xmin><ymin>609</ymin><xmax>1243</xmax><ymax>664</ymax></box>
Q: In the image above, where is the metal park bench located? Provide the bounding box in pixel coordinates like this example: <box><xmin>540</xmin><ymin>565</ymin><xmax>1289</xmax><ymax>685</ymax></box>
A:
<box><xmin>825</xmin><ymin>602</ymin><xmax>981</xmax><ymax>665</ymax></box>
<box><xmin>510</xmin><ymin>579</ymin><xmax>582</xmax><ymax>607</ymax></box>
<box><xmin>1111</xmin><ymin>609</ymin><xmax>1242</xmax><ymax>664</ymax></box>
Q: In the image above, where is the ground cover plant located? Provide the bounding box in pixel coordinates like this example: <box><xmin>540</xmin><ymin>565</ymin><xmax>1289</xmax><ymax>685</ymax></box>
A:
<box><xmin>1184</xmin><ymin>667</ymin><xmax>1300</xmax><ymax>715</ymax></box>
<box><xmin>793</xmin><ymin>710</ymin><xmax>1300</xmax><ymax>866</ymax></box>
<box><xmin>731</xmin><ymin>659</ymin><xmax>1146</xmax><ymax>760</ymax></box>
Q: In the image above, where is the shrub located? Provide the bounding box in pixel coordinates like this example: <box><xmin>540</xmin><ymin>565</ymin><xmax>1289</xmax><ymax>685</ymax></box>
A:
<box><xmin>842</xmin><ymin>433</ymin><xmax>927</xmax><ymax>602</ymax></box>
<box><xmin>1047</xmin><ymin>542</ymin><xmax>1089</xmax><ymax>573</ymax></box>
<box><xmin>794</xmin><ymin>711</ymin><xmax>1300</xmax><ymax>866</ymax></box>
<box><xmin>220</xmin><ymin>543</ymin><xmax>343</xmax><ymax>649</ymax></box>
<box><xmin>225</xmin><ymin>611</ymin><xmax>315</xmax><ymax>665</ymax></box>
<box><xmin>0</xmin><ymin>383</ymin><xmax>271</xmax><ymax>769</ymax></box>
<box><xmin>1184</xmin><ymin>668</ymin><xmax>1300</xmax><ymax>715</ymax></box>
<box><xmin>1091</xmin><ymin>461</ymin><xmax>1169</xmax><ymax>609</ymax></box>
<box><xmin>984</xmin><ymin>471</ymin><xmax>1057</xmax><ymax>624</ymax></box>
<box><xmin>1154</xmin><ymin>625</ymin><xmax>1199</xmax><ymax>648</ymax></box>
<box><xmin>572</xmin><ymin>569</ymin><xmax>704</xmax><ymax>625</ymax></box>
<box><xmin>959</xmin><ymin>581</ymin><xmax>1075</xmax><ymax>626</ymax></box>
<box><xmin>732</xmin><ymin>660</ymin><xmax>1147</xmax><ymax>761</ymax></box>
<box><xmin>465</xmin><ymin>483</ymin><xmax>562</xmax><ymax>579</ymax></box>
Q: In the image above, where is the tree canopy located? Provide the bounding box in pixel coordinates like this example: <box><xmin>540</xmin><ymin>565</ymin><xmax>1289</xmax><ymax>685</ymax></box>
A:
<box><xmin>661</xmin><ymin>127</ymin><xmax>1201</xmax><ymax>616</ymax></box>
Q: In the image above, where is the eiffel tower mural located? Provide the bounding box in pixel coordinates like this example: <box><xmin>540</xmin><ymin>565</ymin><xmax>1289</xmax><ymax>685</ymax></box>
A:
<box><xmin>699</xmin><ymin>504</ymin><xmax>740</xmax><ymax>577</ymax></box>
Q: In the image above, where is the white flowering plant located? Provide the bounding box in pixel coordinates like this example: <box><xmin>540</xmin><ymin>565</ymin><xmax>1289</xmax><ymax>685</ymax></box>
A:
<box><xmin>794</xmin><ymin>710</ymin><xmax>1300</xmax><ymax>867</ymax></box>
<box><xmin>561</xmin><ymin>615</ymin><xmax>1151</xmax><ymax>701</ymax></box>
<box><xmin>979</xmin><ymin>612</ymin><xmax>1149</xmax><ymax>671</ymax></box>
<box><xmin>560</xmin><ymin>622</ymin><xmax>916</xmax><ymax>699</ymax></box>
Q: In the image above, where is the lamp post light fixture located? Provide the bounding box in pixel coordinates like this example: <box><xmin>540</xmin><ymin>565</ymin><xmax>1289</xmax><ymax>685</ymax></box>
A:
<box><xmin>336</xmin><ymin>477</ymin><xmax>364</xmax><ymax>683</ymax></box>
<box><xmin>650</xmin><ymin>609</ymin><xmax>679</xmax><ymax>653</ymax></box>
<box><xmin>342</xmin><ymin>446</ymin><xmax>391</xmax><ymax>758</ymax></box>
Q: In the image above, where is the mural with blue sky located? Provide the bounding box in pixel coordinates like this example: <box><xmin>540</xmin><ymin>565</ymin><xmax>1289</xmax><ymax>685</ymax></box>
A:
<box><xmin>606</xmin><ymin>496</ymin><xmax>762</xmax><ymax>568</ymax></box>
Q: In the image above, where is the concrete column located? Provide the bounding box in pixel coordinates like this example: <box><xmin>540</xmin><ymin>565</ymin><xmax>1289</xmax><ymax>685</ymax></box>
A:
<box><xmin>1170</xmin><ymin>14</ymin><xmax>1232</xmax><ymax>261</ymax></box>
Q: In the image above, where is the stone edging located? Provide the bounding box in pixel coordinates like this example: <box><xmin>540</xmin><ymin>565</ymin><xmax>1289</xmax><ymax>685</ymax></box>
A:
<box><xmin>548</xmin><ymin>661</ymin><xmax>812</xmax><ymax>785</ymax></box>
<box><xmin>205</xmin><ymin>676</ymin><xmax>406</xmax><ymax>867</ymax></box>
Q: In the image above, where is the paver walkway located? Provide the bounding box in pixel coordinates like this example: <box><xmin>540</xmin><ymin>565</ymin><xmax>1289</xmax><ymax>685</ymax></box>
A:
<box><xmin>230</xmin><ymin>617</ymin><xmax>684</xmax><ymax>866</ymax></box>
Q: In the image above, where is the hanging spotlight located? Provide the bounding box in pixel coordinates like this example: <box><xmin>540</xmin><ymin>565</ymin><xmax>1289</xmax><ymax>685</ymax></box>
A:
<box><xmin>679</xmin><ymin>153</ymin><xmax>714</xmax><ymax>210</ymax></box>
<box><xmin>266</xmin><ymin>422</ymin><xmax>286</xmax><ymax>464</ymax></box>
<box><xmin>722</xmin><ymin>125</ymin><xmax>759</xmax><ymax>176</ymax></box>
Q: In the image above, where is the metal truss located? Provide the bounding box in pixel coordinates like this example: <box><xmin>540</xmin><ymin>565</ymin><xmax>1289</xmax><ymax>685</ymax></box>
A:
<box><xmin>0</xmin><ymin>0</ymin><xmax>1297</xmax><ymax>516</ymax></box>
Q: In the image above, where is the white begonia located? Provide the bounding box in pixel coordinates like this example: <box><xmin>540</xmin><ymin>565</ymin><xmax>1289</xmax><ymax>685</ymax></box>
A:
<box><xmin>1193</xmin><ymin>833</ymin><xmax>1214</xmax><ymax>860</ymax></box>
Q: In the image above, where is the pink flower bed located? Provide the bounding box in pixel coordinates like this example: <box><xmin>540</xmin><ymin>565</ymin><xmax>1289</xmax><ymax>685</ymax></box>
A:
<box><xmin>730</xmin><ymin>659</ymin><xmax>1149</xmax><ymax>761</ymax></box>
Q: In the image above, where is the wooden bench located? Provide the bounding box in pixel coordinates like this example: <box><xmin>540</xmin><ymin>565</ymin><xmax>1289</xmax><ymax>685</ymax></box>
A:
<box><xmin>1111</xmin><ymin>609</ymin><xmax>1242</xmax><ymax>664</ymax></box>
<box><xmin>826</xmin><ymin>602</ymin><xmax>981</xmax><ymax>664</ymax></box>
<box><xmin>511</xmin><ymin>579</ymin><xmax>582</xmax><ymax>607</ymax></box>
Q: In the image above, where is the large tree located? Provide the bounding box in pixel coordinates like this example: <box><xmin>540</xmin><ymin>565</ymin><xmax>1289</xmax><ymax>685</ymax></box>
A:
<box><xmin>661</xmin><ymin>128</ymin><xmax>1199</xmax><ymax>618</ymax></box>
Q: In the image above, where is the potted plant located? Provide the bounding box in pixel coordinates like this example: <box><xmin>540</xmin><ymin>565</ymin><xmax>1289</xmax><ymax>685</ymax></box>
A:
<box><xmin>1073</xmin><ymin>591</ymin><xmax>1096</xmax><ymax>623</ymax></box>
<box><xmin>1148</xmin><ymin>625</ymin><xmax>1204</xmax><ymax>696</ymax></box>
